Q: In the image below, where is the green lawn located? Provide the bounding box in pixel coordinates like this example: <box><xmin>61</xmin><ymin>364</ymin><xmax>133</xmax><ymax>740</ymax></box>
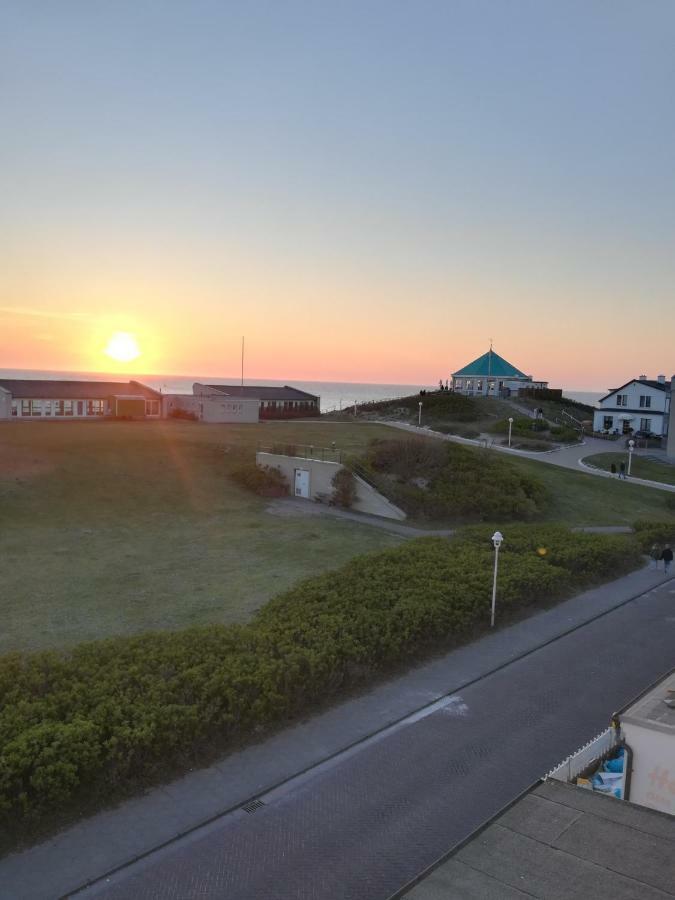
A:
<box><xmin>0</xmin><ymin>420</ymin><xmax>403</xmax><ymax>654</ymax></box>
<box><xmin>581</xmin><ymin>452</ymin><xmax>675</xmax><ymax>486</ymax></box>
<box><xmin>507</xmin><ymin>454</ymin><xmax>675</xmax><ymax>524</ymax></box>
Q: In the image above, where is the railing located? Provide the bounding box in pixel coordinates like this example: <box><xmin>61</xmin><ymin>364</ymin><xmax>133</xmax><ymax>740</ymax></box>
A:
<box><xmin>560</xmin><ymin>409</ymin><xmax>585</xmax><ymax>431</ymax></box>
<box><xmin>257</xmin><ymin>443</ymin><xmax>344</xmax><ymax>463</ymax></box>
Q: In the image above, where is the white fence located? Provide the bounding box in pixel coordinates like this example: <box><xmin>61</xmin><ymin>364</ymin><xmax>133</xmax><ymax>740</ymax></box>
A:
<box><xmin>546</xmin><ymin>727</ymin><xmax>618</xmax><ymax>782</ymax></box>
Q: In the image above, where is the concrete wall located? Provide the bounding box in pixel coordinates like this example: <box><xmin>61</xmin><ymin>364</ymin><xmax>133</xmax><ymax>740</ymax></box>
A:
<box><xmin>0</xmin><ymin>389</ymin><xmax>10</xmax><ymax>420</ymax></box>
<box><xmin>256</xmin><ymin>452</ymin><xmax>406</xmax><ymax>520</ymax></box>
<box><xmin>164</xmin><ymin>393</ymin><xmax>259</xmax><ymax>423</ymax></box>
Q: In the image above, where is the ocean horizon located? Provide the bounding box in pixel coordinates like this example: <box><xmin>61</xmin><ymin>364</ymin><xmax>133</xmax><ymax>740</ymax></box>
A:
<box><xmin>0</xmin><ymin>368</ymin><xmax>604</xmax><ymax>411</ymax></box>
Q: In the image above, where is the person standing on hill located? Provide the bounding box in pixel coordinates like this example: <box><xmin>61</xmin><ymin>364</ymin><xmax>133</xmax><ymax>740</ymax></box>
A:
<box><xmin>661</xmin><ymin>544</ymin><xmax>673</xmax><ymax>576</ymax></box>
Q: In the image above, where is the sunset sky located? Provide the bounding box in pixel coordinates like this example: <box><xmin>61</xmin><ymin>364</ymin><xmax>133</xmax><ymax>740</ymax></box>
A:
<box><xmin>2</xmin><ymin>1</ymin><xmax>673</xmax><ymax>389</ymax></box>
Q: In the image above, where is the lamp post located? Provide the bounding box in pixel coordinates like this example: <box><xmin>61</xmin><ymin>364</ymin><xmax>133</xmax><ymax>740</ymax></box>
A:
<box><xmin>491</xmin><ymin>531</ymin><xmax>503</xmax><ymax>628</ymax></box>
<box><xmin>508</xmin><ymin>417</ymin><xmax>514</xmax><ymax>448</ymax></box>
<box><xmin>418</xmin><ymin>401</ymin><xmax>423</xmax><ymax>427</ymax></box>
<box><xmin>628</xmin><ymin>439</ymin><xmax>635</xmax><ymax>476</ymax></box>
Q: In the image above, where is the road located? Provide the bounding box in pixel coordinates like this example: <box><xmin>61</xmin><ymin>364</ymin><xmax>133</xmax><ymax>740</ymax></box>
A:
<box><xmin>79</xmin><ymin>578</ymin><xmax>675</xmax><ymax>900</ymax></box>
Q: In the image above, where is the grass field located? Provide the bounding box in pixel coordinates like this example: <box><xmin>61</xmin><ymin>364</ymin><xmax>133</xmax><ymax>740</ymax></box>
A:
<box><xmin>0</xmin><ymin>420</ymin><xmax>404</xmax><ymax>654</ymax></box>
<box><xmin>2</xmin><ymin>419</ymin><xmax>673</xmax><ymax>655</ymax></box>
<box><xmin>582</xmin><ymin>451</ymin><xmax>675</xmax><ymax>486</ymax></box>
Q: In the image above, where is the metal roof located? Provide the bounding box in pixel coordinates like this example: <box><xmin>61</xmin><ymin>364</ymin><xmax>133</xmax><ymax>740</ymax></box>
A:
<box><xmin>452</xmin><ymin>349</ymin><xmax>529</xmax><ymax>379</ymax></box>
<box><xmin>404</xmin><ymin>780</ymin><xmax>675</xmax><ymax>899</ymax></box>
<box><xmin>203</xmin><ymin>384</ymin><xmax>319</xmax><ymax>401</ymax></box>
<box><xmin>0</xmin><ymin>379</ymin><xmax>160</xmax><ymax>400</ymax></box>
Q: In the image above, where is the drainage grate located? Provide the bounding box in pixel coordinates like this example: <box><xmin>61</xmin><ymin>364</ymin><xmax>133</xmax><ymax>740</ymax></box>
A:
<box><xmin>242</xmin><ymin>799</ymin><xmax>266</xmax><ymax>814</ymax></box>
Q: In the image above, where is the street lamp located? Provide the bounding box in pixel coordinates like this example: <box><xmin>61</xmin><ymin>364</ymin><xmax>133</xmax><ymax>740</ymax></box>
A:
<box><xmin>418</xmin><ymin>401</ymin><xmax>423</xmax><ymax>427</ymax></box>
<box><xmin>508</xmin><ymin>417</ymin><xmax>514</xmax><ymax>448</ymax></box>
<box><xmin>627</xmin><ymin>439</ymin><xmax>635</xmax><ymax>476</ymax></box>
<box><xmin>491</xmin><ymin>531</ymin><xmax>503</xmax><ymax>628</ymax></box>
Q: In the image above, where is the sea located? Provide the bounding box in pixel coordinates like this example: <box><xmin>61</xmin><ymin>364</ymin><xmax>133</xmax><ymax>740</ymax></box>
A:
<box><xmin>0</xmin><ymin>369</ymin><xmax>604</xmax><ymax>412</ymax></box>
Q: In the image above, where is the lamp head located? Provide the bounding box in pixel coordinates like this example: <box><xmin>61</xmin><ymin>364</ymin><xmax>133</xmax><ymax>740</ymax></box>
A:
<box><xmin>492</xmin><ymin>530</ymin><xmax>503</xmax><ymax>549</ymax></box>
<box><xmin>628</xmin><ymin>439</ymin><xmax>635</xmax><ymax>449</ymax></box>
<box><xmin>508</xmin><ymin>417</ymin><xmax>513</xmax><ymax>423</ymax></box>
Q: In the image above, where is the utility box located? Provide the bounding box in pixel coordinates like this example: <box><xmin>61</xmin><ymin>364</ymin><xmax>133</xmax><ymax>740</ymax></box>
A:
<box><xmin>618</xmin><ymin>669</ymin><xmax>675</xmax><ymax>815</ymax></box>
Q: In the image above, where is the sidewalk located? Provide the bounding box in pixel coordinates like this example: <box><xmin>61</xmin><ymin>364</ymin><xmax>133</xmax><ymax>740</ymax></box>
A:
<box><xmin>0</xmin><ymin>565</ymin><xmax>669</xmax><ymax>900</ymax></box>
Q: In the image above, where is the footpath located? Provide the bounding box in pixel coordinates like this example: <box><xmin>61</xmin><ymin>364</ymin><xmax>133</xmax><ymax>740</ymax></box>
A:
<box><xmin>0</xmin><ymin>564</ymin><xmax>669</xmax><ymax>900</ymax></box>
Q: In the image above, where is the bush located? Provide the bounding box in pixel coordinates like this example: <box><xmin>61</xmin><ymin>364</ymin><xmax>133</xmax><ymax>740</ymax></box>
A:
<box><xmin>361</xmin><ymin>438</ymin><xmax>547</xmax><ymax>522</ymax></box>
<box><xmin>168</xmin><ymin>408</ymin><xmax>198</xmax><ymax>421</ymax></box>
<box><xmin>332</xmin><ymin>468</ymin><xmax>357</xmax><ymax>508</ymax></box>
<box><xmin>231</xmin><ymin>463</ymin><xmax>289</xmax><ymax>497</ymax></box>
<box><xmin>0</xmin><ymin>526</ymin><xmax>642</xmax><ymax>836</ymax></box>
<box><xmin>633</xmin><ymin>520</ymin><xmax>675</xmax><ymax>552</ymax></box>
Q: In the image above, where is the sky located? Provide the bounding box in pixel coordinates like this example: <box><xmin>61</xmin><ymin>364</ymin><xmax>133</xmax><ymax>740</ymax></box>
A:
<box><xmin>1</xmin><ymin>1</ymin><xmax>674</xmax><ymax>389</ymax></box>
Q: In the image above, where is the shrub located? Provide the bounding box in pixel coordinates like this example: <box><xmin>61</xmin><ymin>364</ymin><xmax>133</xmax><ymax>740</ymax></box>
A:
<box><xmin>168</xmin><ymin>408</ymin><xmax>198</xmax><ymax>421</ymax></box>
<box><xmin>633</xmin><ymin>520</ymin><xmax>675</xmax><ymax>552</ymax></box>
<box><xmin>361</xmin><ymin>438</ymin><xmax>547</xmax><ymax>522</ymax></box>
<box><xmin>231</xmin><ymin>463</ymin><xmax>289</xmax><ymax>497</ymax></box>
<box><xmin>331</xmin><ymin>468</ymin><xmax>357</xmax><ymax>508</ymax></box>
<box><xmin>0</xmin><ymin>526</ymin><xmax>641</xmax><ymax>836</ymax></box>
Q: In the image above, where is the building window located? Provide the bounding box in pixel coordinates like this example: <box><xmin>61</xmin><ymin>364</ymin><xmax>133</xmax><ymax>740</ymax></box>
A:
<box><xmin>455</xmin><ymin>380</ymin><xmax>463</xmax><ymax>389</ymax></box>
<box><xmin>43</xmin><ymin>400</ymin><xmax>52</xmax><ymax>416</ymax></box>
<box><xmin>616</xmin><ymin>394</ymin><xmax>628</xmax><ymax>407</ymax></box>
<box><xmin>476</xmin><ymin>380</ymin><xmax>483</xmax><ymax>391</ymax></box>
<box><xmin>11</xmin><ymin>401</ymin><xmax>17</xmax><ymax>417</ymax></box>
<box><xmin>640</xmin><ymin>418</ymin><xmax>652</xmax><ymax>433</ymax></box>
<box><xmin>21</xmin><ymin>399</ymin><xmax>42</xmax><ymax>416</ymax></box>
<box><xmin>603</xmin><ymin>416</ymin><xmax>614</xmax><ymax>430</ymax></box>
<box><xmin>466</xmin><ymin>380</ymin><xmax>473</xmax><ymax>391</ymax></box>
<box><xmin>145</xmin><ymin>400</ymin><xmax>160</xmax><ymax>416</ymax></box>
<box><xmin>87</xmin><ymin>400</ymin><xmax>104</xmax><ymax>416</ymax></box>
<box><xmin>55</xmin><ymin>400</ymin><xmax>73</xmax><ymax>417</ymax></box>
<box><xmin>639</xmin><ymin>395</ymin><xmax>651</xmax><ymax>408</ymax></box>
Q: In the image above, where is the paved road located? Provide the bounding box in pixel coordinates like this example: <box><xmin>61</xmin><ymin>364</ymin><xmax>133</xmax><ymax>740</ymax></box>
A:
<box><xmin>80</xmin><ymin>579</ymin><xmax>675</xmax><ymax>900</ymax></box>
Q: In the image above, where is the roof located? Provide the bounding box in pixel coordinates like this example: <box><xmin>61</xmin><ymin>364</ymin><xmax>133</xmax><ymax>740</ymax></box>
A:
<box><xmin>404</xmin><ymin>780</ymin><xmax>675</xmax><ymax>899</ymax></box>
<box><xmin>203</xmin><ymin>384</ymin><xmax>319</xmax><ymax>401</ymax></box>
<box><xmin>619</xmin><ymin>668</ymin><xmax>675</xmax><ymax>735</ymax></box>
<box><xmin>452</xmin><ymin>349</ymin><xmax>529</xmax><ymax>379</ymax></box>
<box><xmin>599</xmin><ymin>379</ymin><xmax>669</xmax><ymax>403</ymax></box>
<box><xmin>0</xmin><ymin>379</ymin><xmax>160</xmax><ymax>400</ymax></box>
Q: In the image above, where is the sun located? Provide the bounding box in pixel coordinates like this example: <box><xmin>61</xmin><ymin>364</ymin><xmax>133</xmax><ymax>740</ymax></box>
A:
<box><xmin>104</xmin><ymin>332</ymin><xmax>141</xmax><ymax>363</ymax></box>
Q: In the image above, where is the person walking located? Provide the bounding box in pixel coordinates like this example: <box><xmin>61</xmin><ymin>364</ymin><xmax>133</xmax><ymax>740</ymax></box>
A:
<box><xmin>650</xmin><ymin>544</ymin><xmax>662</xmax><ymax>569</ymax></box>
<box><xmin>661</xmin><ymin>544</ymin><xmax>673</xmax><ymax>576</ymax></box>
<box><xmin>610</xmin><ymin>463</ymin><xmax>617</xmax><ymax>478</ymax></box>
<box><xmin>619</xmin><ymin>462</ymin><xmax>627</xmax><ymax>480</ymax></box>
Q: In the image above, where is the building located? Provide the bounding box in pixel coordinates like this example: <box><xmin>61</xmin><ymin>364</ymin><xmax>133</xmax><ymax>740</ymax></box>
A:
<box><xmin>593</xmin><ymin>375</ymin><xmax>672</xmax><ymax>436</ymax></box>
<box><xmin>451</xmin><ymin>348</ymin><xmax>548</xmax><ymax>398</ymax></box>
<box><xmin>0</xmin><ymin>379</ymin><xmax>162</xmax><ymax>420</ymax></box>
<box><xmin>195</xmin><ymin>383</ymin><xmax>320</xmax><ymax>419</ymax></box>
<box><xmin>164</xmin><ymin>388</ymin><xmax>259</xmax><ymax>423</ymax></box>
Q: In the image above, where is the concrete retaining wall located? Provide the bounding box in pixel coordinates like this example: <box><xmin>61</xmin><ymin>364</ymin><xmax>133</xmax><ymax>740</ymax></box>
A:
<box><xmin>256</xmin><ymin>452</ymin><xmax>406</xmax><ymax>520</ymax></box>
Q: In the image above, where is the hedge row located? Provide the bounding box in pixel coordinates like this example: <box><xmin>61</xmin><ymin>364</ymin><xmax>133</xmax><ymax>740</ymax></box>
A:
<box><xmin>0</xmin><ymin>527</ymin><xmax>642</xmax><ymax>834</ymax></box>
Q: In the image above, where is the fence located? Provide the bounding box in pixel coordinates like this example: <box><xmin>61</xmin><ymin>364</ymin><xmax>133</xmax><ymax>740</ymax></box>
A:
<box><xmin>545</xmin><ymin>727</ymin><xmax>618</xmax><ymax>783</ymax></box>
<box><xmin>257</xmin><ymin>443</ymin><xmax>344</xmax><ymax>463</ymax></box>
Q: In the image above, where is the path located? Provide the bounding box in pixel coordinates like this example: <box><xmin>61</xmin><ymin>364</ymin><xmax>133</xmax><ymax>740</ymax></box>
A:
<box><xmin>382</xmin><ymin>421</ymin><xmax>675</xmax><ymax>493</ymax></box>
<box><xmin>1</xmin><ymin>565</ymin><xmax>669</xmax><ymax>900</ymax></box>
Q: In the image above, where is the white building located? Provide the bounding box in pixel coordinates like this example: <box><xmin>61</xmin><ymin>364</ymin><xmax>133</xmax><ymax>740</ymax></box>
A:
<box><xmin>593</xmin><ymin>375</ymin><xmax>672</xmax><ymax>437</ymax></box>
<box><xmin>164</xmin><ymin>388</ymin><xmax>260</xmax><ymax>423</ymax></box>
<box><xmin>0</xmin><ymin>379</ymin><xmax>162</xmax><ymax>420</ymax></box>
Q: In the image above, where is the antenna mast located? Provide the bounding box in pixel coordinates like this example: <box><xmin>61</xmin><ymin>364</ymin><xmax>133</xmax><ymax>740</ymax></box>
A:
<box><xmin>241</xmin><ymin>336</ymin><xmax>245</xmax><ymax>394</ymax></box>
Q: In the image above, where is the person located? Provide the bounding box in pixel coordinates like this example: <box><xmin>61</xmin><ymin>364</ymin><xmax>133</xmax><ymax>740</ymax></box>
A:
<box><xmin>650</xmin><ymin>544</ymin><xmax>661</xmax><ymax>569</ymax></box>
<box><xmin>610</xmin><ymin>463</ymin><xmax>617</xmax><ymax>478</ymax></box>
<box><xmin>619</xmin><ymin>462</ymin><xmax>627</xmax><ymax>480</ymax></box>
<box><xmin>661</xmin><ymin>544</ymin><xmax>673</xmax><ymax>576</ymax></box>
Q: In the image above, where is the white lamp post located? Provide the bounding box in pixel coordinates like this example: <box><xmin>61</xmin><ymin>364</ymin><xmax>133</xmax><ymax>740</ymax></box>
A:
<box><xmin>491</xmin><ymin>531</ymin><xmax>503</xmax><ymax>628</ymax></box>
<box><xmin>508</xmin><ymin>417</ymin><xmax>514</xmax><ymax>448</ymax></box>
<box><xmin>628</xmin><ymin>439</ymin><xmax>635</xmax><ymax>476</ymax></box>
<box><xmin>418</xmin><ymin>401</ymin><xmax>423</xmax><ymax>427</ymax></box>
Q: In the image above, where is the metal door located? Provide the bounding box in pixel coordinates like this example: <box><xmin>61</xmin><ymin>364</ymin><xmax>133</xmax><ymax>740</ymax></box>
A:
<box><xmin>294</xmin><ymin>468</ymin><xmax>310</xmax><ymax>498</ymax></box>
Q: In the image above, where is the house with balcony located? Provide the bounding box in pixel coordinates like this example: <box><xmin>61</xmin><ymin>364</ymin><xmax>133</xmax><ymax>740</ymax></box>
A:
<box><xmin>451</xmin><ymin>348</ymin><xmax>548</xmax><ymax>398</ymax></box>
<box><xmin>592</xmin><ymin>375</ymin><xmax>672</xmax><ymax>437</ymax></box>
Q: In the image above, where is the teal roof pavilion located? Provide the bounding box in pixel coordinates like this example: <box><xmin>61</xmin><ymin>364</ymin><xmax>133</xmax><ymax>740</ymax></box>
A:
<box><xmin>452</xmin><ymin>349</ymin><xmax>528</xmax><ymax>379</ymax></box>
